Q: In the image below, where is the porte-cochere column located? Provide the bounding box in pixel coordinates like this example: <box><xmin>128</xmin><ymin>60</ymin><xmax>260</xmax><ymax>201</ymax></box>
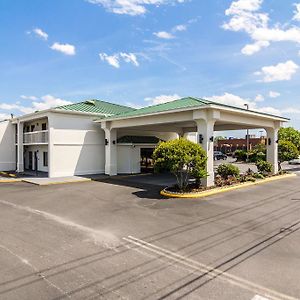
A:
<box><xmin>195</xmin><ymin>118</ymin><xmax>216</xmax><ymax>187</ymax></box>
<box><xmin>265</xmin><ymin>126</ymin><xmax>279</xmax><ymax>174</ymax></box>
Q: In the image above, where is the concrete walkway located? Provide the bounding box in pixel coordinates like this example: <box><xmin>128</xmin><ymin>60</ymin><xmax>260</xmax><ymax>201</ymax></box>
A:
<box><xmin>22</xmin><ymin>176</ymin><xmax>92</xmax><ymax>186</ymax></box>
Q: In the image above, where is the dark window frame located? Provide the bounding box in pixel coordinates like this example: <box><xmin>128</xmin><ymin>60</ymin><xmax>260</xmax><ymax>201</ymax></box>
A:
<box><xmin>43</xmin><ymin>152</ymin><xmax>48</xmax><ymax>167</ymax></box>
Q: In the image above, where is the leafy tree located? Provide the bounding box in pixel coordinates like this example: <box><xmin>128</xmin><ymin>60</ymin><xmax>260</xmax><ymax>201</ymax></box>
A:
<box><xmin>278</xmin><ymin>140</ymin><xmax>299</xmax><ymax>170</ymax></box>
<box><xmin>278</xmin><ymin>127</ymin><xmax>300</xmax><ymax>150</ymax></box>
<box><xmin>153</xmin><ymin>138</ymin><xmax>207</xmax><ymax>191</ymax></box>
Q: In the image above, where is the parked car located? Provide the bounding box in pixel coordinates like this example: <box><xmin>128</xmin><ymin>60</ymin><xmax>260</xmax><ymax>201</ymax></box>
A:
<box><xmin>289</xmin><ymin>157</ymin><xmax>300</xmax><ymax>164</ymax></box>
<box><xmin>214</xmin><ymin>151</ymin><xmax>227</xmax><ymax>160</ymax></box>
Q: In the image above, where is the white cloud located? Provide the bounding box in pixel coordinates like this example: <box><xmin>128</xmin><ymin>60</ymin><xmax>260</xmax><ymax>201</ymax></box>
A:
<box><xmin>154</xmin><ymin>31</ymin><xmax>175</xmax><ymax>39</ymax></box>
<box><xmin>269</xmin><ymin>91</ymin><xmax>281</xmax><ymax>98</ymax></box>
<box><xmin>0</xmin><ymin>103</ymin><xmax>22</xmax><ymax>110</ymax></box>
<box><xmin>30</xmin><ymin>95</ymin><xmax>72</xmax><ymax>111</ymax></box>
<box><xmin>99</xmin><ymin>53</ymin><xmax>120</xmax><ymax>68</ymax></box>
<box><xmin>173</xmin><ymin>24</ymin><xmax>187</xmax><ymax>32</ymax></box>
<box><xmin>293</xmin><ymin>3</ymin><xmax>300</xmax><ymax>21</ymax></box>
<box><xmin>153</xmin><ymin>22</ymin><xmax>190</xmax><ymax>40</ymax></box>
<box><xmin>223</xmin><ymin>0</ymin><xmax>268</xmax><ymax>34</ymax></box>
<box><xmin>241</xmin><ymin>40</ymin><xmax>269</xmax><ymax>55</ymax></box>
<box><xmin>0</xmin><ymin>95</ymin><xmax>73</xmax><ymax>116</ymax></box>
<box><xmin>32</xmin><ymin>28</ymin><xmax>48</xmax><ymax>40</ymax></box>
<box><xmin>255</xmin><ymin>60</ymin><xmax>299</xmax><ymax>82</ymax></box>
<box><xmin>20</xmin><ymin>95</ymin><xmax>38</xmax><ymax>101</ymax></box>
<box><xmin>251</xmin><ymin>27</ymin><xmax>300</xmax><ymax>43</ymax></box>
<box><xmin>120</xmin><ymin>52</ymin><xmax>139</xmax><ymax>66</ymax></box>
<box><xmin>86</xmin><ymin>0</ymin><xmax>185</xmax><ymax>16</ymax></box>
<box><xmin>145</xmin><ymin>94</ymin><xmax>181</xmax><ymax>105</ymax></box>
<box><xmin>206</xmin><ymin>92</ymin><xmax>282</xmax><ymax>116</ymax></box>
<box><xmin>0</xmin><ymin>113</ymin><xmax>11</xmax><ymax>121</ymax></box>
<box><xmin>223</xmin><ymin>0</ymin><xmax>300</xmax><ymax>55</ymax></box>
<box><xmin>254</xmin><ymin>94</ymin><xmax>264</xmax><ymax>102</ymax></box>
<box><xmin>99</xmin><ymin>52</ymin><xmax>139</xmax><ymax>68</ymax></box>
<box><xmin>206</xmin><ymin>92</ymin><xmax>253</xmax><ymax>108</ymax></box>
<box><xmin>50</xmin><ymin>43</ymin><xmax>76</xmax><ymax>56</ymax></box>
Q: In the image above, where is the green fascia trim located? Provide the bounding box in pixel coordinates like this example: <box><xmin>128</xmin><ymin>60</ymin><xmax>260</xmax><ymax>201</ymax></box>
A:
<box><xmin>56</xmin><ymin>99</ymin><xmax>135</xmax><ymax>116</ymax></box>
<box><xmin>97</xmin><ymin>96</ymin><xmax>288</xmax><ymax>121</ymax></box>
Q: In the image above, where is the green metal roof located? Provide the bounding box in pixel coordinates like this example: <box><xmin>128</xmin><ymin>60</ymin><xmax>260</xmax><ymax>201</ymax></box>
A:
<box><xmin>99</xmin><ymin>97</ymin><xmax>210</xmax><ymax>120</ymax></box>
<box><xmin>98</xmin><ymin>96</ymin><xmax>288</xmax><ymax>121</ymax></box>
<box><xmin>56</xmin><ymin>99</ymin><xmax>135</xmax><ymax>116</ymax></box>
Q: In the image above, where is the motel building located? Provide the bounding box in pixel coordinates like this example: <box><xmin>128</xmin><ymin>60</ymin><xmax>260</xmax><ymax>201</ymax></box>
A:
<box><xmin>0</xmin><ymin>97</ymin><xmax>288</xmax><ymax>187</ymax></box>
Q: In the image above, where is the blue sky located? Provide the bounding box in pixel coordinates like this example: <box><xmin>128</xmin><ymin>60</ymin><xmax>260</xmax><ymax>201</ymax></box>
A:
<box><xmin>1</xmin><ymin>0</ymin><xmax>300</xmax><ymax>131</ymax></box>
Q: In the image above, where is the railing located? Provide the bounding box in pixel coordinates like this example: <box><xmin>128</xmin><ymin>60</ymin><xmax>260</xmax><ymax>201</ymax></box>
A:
<box><xmin>23</xmin><ymin>130</ymin><xmax>49</xmax><ymax>144</ymax></box>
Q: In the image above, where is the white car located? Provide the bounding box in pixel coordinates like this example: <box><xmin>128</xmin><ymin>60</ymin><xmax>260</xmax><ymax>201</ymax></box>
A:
<box><xmin>289</xmin><ymin>156</ymin><xmax>300</xmax><ymax>164</ymax></box>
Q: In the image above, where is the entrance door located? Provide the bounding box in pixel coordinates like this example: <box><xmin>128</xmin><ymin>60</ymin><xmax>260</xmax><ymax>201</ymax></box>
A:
<box><xmin>28</xmin><ymin>151</ymin><xmax>33</xmax><ymax>170</ymax></box>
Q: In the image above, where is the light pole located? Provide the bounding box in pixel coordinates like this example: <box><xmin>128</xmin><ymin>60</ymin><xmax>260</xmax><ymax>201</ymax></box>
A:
<box><xmin>244</xmin><ymin>104</ymin><xmax>250</xmax><ymax>162</ymax></box>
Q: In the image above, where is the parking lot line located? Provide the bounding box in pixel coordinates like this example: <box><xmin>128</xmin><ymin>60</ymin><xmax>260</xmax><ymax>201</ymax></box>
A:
<box><xmin>124</xmin><ymin>236</ymin><xmax>298</xmax><ymax>300</ymax></box>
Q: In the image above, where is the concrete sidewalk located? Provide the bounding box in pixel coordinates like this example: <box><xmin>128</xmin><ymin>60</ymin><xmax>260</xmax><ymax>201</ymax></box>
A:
<box><xmin>22</xmin><ymin>176</ymin><xmax>92</xmax><ymax>186</ymax></box>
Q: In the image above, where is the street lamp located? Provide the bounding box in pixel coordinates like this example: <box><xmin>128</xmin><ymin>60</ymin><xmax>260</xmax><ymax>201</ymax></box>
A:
<box><xmin>244</xmin><ymin>104</ymin><xmax>250</xmax><ymax>162</ymax></box>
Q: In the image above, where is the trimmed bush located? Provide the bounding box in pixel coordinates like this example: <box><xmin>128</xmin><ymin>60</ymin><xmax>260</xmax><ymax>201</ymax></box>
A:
<box><xmin>234</xmin><ymin>150</ymin><xmax>247</xmax><ymax>161</ymax></box>
<box><xmin>256</xmin><ymin>160</ymin><xmax>272</xmax><ymax>175</ymax></box>
<box><xmin>153</xmin><ymin>138</ymin><xmax>207</xmax><ymax>191</ymax></box>
<box><xmin>216</xmin><ymin>163</ymin><xmax>240</xmax><ymax>179</ymax></box>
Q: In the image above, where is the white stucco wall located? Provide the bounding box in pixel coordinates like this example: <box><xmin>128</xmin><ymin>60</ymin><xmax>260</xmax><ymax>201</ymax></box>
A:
<box><xmin>117</xmin><ymin>145</ymin><xmax>141</xmax><ymax>174</ymax></box>
<box><xmin>49</xmin><ymin>113</ymin><xmax>105</xmax><ymax>177</ymax></box>
<box><xmin>0</xmin><ymin>120</ymin><xmax>16</xmax><ymax>171</ymax></box>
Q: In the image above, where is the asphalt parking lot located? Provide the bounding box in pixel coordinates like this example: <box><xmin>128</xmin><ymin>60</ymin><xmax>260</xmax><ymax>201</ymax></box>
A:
<box><xmin>0</xmin><ymin>174</ymin><xmax>300</xmax><ymax>300</ymax></box>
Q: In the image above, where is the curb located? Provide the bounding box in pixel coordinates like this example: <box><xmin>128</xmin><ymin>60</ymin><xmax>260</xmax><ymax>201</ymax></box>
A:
<box><xmin>160</xmin><ymin>173</ymin><xmax>297</xmax><ymax>199</ymax></box>
<box><xmin>0</xmin><ymin>179</ymin><xmax>22</xmax><ymax>183</ymax></box>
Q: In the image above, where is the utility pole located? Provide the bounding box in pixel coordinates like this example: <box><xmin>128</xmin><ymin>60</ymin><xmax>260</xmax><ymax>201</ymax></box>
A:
<box><xmin>244</xmin><ymin>104</ymin><xmax>250</xmax><ymax>162</ymax></box>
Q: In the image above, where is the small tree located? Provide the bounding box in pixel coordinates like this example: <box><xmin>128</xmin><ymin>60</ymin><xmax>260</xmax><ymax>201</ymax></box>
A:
<box><xmin>278</xmin><ymin>127</ymin><xmax>300</xmax><ymax>151</ymax></box>
<box><xmin>278</xmin><ymin>140</ymin><xmax>299</xmax><ymax>170</ymax></box>
<box><xmin>153</xmin><ymin>138</ymin><xmax>207</xmax><ymax>191</ymax></box>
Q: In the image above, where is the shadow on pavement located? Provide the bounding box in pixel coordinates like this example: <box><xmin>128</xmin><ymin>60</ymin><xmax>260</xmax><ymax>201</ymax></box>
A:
<box><xmin>94</xmin><ymin>173</ymin><xmax>175</xmax><ymax>200</ymax></box>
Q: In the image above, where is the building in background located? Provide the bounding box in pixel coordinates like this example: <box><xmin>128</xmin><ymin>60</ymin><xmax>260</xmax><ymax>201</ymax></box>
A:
<box><xmin>215</xmin><ymin>135</ymin><xmax>267</xmax><ymax>153</ymax></box>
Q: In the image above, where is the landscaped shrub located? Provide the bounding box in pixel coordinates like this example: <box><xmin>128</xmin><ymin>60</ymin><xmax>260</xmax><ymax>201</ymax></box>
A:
<box><xmin>234</xmin><ymin>150</ymin><xmax>247</xmax><ymax>161</ymax></box>
<box><xmin>153</xmin><ymin>138</ymin><xmax>207</xmax><ymax>191</ymax></box>
<box><xmin>216</xmin><ymin>163</ymin><xmax>240</xmax><ymax>179</ymax></box>
<box><xmin>234</xmin><ymin>144</ymin><xmax>266</xmax><ymax>163</ymax></box>
<box><xmin>253</xmin><ymin>173</ymin><xmax>265</xmax><ymax>179</ymax></box>
<box><xmin>256</xmin><ymin>160</ymin><xmax>272</xmax><ymax>175</ymax></box>
<box><xmin>248</xmin><ymin>151</ymin><xmax>266</xmax><ymax>163</ymax></box>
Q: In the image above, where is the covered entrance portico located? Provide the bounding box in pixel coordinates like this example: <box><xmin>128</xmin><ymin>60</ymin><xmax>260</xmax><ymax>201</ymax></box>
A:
<box><xmin>97</xmin><ymin>98</ymin><xmax>288</xmax><ymax>187</ymax></box>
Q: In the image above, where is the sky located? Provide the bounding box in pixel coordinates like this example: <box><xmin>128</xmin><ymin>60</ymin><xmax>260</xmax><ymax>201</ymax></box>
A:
<box><xmin>1</xmin><ymin>0</ymin><xmax>300</xmax><ymax>133</ymax></box>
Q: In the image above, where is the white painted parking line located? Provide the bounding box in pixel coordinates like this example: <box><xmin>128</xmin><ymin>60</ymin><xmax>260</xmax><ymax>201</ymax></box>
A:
<box><xmin>252</xmin><ymin>295</ymin><xmax>270</xmax><ymax>300</ymax></box>
<box><xmin>124</xmin><ymin>236</ymin><xmax>297</xmax><ymax>300</ymax></box>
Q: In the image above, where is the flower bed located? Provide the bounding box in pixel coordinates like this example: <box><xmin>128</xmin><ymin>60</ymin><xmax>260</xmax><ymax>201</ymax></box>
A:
<box><xmin>160</xmin><ymin>166</ymin><xmax>294</xmax><ymax>199</ymax></box>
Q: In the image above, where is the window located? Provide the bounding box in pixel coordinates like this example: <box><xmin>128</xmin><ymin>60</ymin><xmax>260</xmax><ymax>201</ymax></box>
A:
<box><xmin>30</xmin><ymin>125</ymin><xmax>35</xmax><ymax>132</ymax></box>
<box><xmin>43</xmin><ymin>152</ymin><xmax>48</xmax><ymax>167</ymax></box>
<box><xmin>42</xmin><ymin>123</ymin><xmax>47</xmax><ymax>131</ymax></box>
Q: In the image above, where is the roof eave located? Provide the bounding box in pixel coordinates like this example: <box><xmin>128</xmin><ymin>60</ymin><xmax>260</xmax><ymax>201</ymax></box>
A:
<box><xmin>209</xmin><ymin>104</ymin><xmax>289</xmax><ymax>122</ymax></box>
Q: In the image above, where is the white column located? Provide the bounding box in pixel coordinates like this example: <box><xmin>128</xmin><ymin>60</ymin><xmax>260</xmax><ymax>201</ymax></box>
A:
<box><xmin>104</xmin><ymin>128</ymin><xmax>117</xmax><ymax>176</ymax></box>
<box><xmin>16</xmin><ymin>121</ymin><xmax>24</xmax><ymax>173</ymax></box>
<box><xmin>48</xmin><ymin>115</ymin><xmax>54</xmax><ymax>178</ymax></box>
<box><xmin>266</xmin><ymin>127</ymin><xmax>279</xmax><ymax>174</ymax></box>
<box><xmin>196</xmin><ymin>119</ymin><xmax>215</xmax><ymax>187</ymax></box>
